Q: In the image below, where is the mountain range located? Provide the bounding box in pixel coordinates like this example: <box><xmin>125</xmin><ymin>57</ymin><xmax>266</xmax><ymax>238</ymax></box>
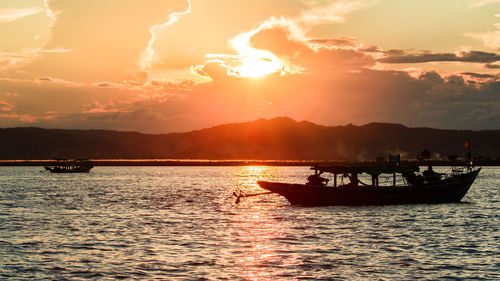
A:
<box><xmin>1</xmin><ymin>117</ymin><xmax>499</xmax><ymax>160</ymax></box>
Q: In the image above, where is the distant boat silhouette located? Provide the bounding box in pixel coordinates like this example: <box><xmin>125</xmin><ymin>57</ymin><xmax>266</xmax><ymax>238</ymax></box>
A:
<box><xmin>44</xmin><ymin>159</ymin><xmax>94</xmax><ymax>173</ymax></box>
<box><xmin>235</xmin><ymin>162</ymin><xmax>480</xmax><ymax>206</ymax></box>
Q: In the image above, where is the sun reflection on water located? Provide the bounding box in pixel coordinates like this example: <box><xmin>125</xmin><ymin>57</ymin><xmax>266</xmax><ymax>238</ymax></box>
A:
<box><xmin>220</xmin><ymin>209</ymin><xmax>301</xmax><ymax>280</ymax></box>
<box><xmin>220</xmin><ymin>166</ymin><xmax>301</xmax><ymax>280</ymax></box>
<box><xmin>232</xmin><ymin>166</ymin><xmax>274</xmax><ymax>191</ymax></box>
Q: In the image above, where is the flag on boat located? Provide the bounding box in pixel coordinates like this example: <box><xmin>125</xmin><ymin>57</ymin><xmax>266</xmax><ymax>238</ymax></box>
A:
<box><xmin>462</xmin><ymin>140</ymin><xmax>470</xmax><ymax>149</ymax></box>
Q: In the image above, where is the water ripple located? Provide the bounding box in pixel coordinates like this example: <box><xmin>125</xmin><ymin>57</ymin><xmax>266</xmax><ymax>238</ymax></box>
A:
<box><xmin>0</xmin><ymin>166</ymin><xmax>498</xmax><ymax>280</ymax></box>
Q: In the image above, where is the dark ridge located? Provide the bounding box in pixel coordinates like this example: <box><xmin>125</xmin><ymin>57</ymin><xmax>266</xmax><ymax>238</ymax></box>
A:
<box><xmin>1</xmin><ymin>118</ymin><xmax>499</xmax><ymax>160</ymax></box>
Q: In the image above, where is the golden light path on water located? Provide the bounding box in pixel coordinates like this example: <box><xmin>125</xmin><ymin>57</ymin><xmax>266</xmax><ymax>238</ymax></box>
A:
<box><xmin>220</xmin><ymin>166</ymin><xmax>301</xmax><ymax>280</ymax></box>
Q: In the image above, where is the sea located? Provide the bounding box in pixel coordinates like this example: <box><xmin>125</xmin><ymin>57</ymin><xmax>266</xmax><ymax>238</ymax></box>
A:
<box><xmin>0</xmin><ymin>166</ymin><xmax>498</xmax><ymax>280</ymax></box>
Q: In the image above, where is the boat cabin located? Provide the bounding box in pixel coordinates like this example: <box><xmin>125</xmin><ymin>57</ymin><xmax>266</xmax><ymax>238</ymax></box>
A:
<box><xmin>44</xmin><ymin>159</ymin><xmax>94</xmax><ymax>173</ymax></box>
<box><xmin>310</xmin><ymin>164</ymin><xmax>420</xmax><ymax>187</ymax></box>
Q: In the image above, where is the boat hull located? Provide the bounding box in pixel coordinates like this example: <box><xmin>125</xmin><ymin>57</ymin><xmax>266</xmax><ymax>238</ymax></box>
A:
<box><xmin>44</xmin><ymin>166</ymin><xmax>93</xmax><ymax>173</ymax></box>
<box><xmin>257</xmin><ymin>168</ymin><xmax>480</xmax><ymax>206</ymax></box>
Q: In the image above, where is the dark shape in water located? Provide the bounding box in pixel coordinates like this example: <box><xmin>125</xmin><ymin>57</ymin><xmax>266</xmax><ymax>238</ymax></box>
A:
<box><xmin>239</xmin><ymin>163</ymin><xmax>481</xmax><ymax>206</ymax></box>
<box><xmin>44</xmin><ymin>159</ymin><xmax>94</xmax><ymax>173</ymax></box>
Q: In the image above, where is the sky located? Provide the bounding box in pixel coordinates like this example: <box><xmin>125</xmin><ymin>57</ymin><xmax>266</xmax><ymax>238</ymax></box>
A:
<box><xmin>0</xmin><ymin>0</ymin><xmax>499</xmax><ymax>133</ymax></box>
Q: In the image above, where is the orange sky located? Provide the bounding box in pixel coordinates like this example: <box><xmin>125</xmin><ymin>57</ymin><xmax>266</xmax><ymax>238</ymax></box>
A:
<box><xmin>0</xmin><ymin>0</ymin><xmax>499</xmax><ymax>133</ymax></box>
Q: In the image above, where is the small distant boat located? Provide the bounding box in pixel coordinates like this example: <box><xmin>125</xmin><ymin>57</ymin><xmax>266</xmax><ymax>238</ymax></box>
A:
<box><xmin>44</xmin><ymin>159</ymin><xmax>94</xmax><ymax>173</ymax></box>
<box><xmin>235</xmin><ymin>163</ymin><xmax>480</xmax><ymax>206</ymax></box>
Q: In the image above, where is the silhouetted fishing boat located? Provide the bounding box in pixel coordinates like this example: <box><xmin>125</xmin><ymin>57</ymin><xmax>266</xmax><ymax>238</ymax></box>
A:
<box><xmin>235</xmin><ymin>162</ymin><xmax>480</xmax><ymax>206</ymax></box>
<box><xmin>44</xmin><ymin>159</ymin><xmax>94</xmax><ymax>173</ymax></box>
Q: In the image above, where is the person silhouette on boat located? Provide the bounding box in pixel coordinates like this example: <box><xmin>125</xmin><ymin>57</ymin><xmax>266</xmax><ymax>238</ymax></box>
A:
<box><xmin>307</xmin><ymin>174</ymin><xmax>329</xmax><ymax>185</ymax></box>
<box><xmin>402</xmin><ymin>172</ymin><xmax>424</xmax><ymax>186</ymax></box>
<box><xmin>423</xmin><ymin>165</ymin><xmax>442</xmax><ymax>182</ymax></box>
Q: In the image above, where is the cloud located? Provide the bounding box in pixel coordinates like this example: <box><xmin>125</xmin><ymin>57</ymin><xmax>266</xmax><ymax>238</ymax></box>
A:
<box><xmin>35</xmin><ymin>76</ymin><xmax>83</xmax><ymax>87</ymax></box>
<box><xmin>297</xmin><ymin>0</ymin><xmax>377</xmax><ymax>26</ymax></box>
<box><xmin>465</xmin><ymin>30</ymin><xmax>500</xmax><ymax>50</ymax></box>
<box><xmin>0</xmin><ymin>48</ymin><xmax>70</xmax><ymax>71</ymax></box>
<box><xmin>470</xmin><ymin>0</ymin><xmax>500</xmax><ymax>8</ymax></box>
<box><xmin>191</xmin><ymin>46</ymin><xmax>499</xmax><ymax>131</ymax></box>
<box><xmin>486</xmin><ymin>62</ymin><xmax>500</xmax><ymax>68</ymax></box>
<box><xmin>0</xmin><ymin>94</ymin><xmax>37</xmax><ymax>123</ymax></box>
<box><xmin>378</xmin><ymin>50</ymin><xmax>500</xmax><ymax>64</ymax></box>
<box><xmin>1</xmin><ymin>0</ymin><xmax>499</xmax><ymax>132</ymax></box>
<box><xmin>201</xmin><ymin>23</ymin><xmax>374</xmax><ymax>80</ymax></box>
<box><xmin>0</xmin><ymin>50</ymin><xmax>40</xmax><ymax>71</ymax></box>
<box><xmin>43</xmin><ymin>0</ymin><xmax>58</xmax><ymax>21</ymax></box>
<box><xmin>308</xmin><ymin>37</ymin><xmax>357</xmax><ymax>48</ymax></box>
<box><xmin>21</xmin><ymin>0</ymin><xmax>188</xmax><ymax>83</ymax></box>
<box><xmin>0</xmin><ymin>72</ymin><xmax>202</xmax><ymax>131</ymax></box>
<box><xmin>188</xmin><ymin>18</ymin><xmax>498</xmax><ymax>130</ymax></box>
<box><xmin>1</xmin><ymin>61</ymin><xmax>499</xmax><ymax>132</ymax></box>
<box><xmin>212</xmin><ymin>18</ymin><xmax>300</xmax><ymax>78</ymax></box>
<box><xmin>0</xmin><ymin>8</ymin><xmax>43</xmax><ymax>22</ymax></box>
<box><xmin>465</xmin><ymin>14</ymin><xmax>500</xmax><ymax>50</ymax></box>
<box><xmin>140</xmin><ymin>0</ymin><xmax>192</xmax><ymax>71</ymax></box>
<box><xmin>0</xmin><ymin>100</ymin><xmax>13</xmax><ymax>112</ymax></box>
<box><xmin>0</xmin><ymin>113</ymin><xmax>37</xmax><ymax>123</ymax></box>
<box><xmin>461</xmin><ymin>72</ymin><xmax>498</xmax><ymax>78</ymax></box>
<box><xmin>203</xmin><ymin>0</ymin><xmax>377</xmax><ymax>78</ymax></box>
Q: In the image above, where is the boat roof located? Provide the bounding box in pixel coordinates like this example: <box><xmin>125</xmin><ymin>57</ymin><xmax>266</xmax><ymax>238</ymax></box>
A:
<box><xmin>50</xmin><ymin>159</ymin><xmax>93</xmax><ymax>166</ymax></box>
<box><xmin>312</xmin><ymin>164</ymin><xmax>419</xmax><ymax>175</ymax></box>
<box><xmin>52</xmin><ymin>158</ymin><xmax>91</xmax><ymax>162</ymax></box>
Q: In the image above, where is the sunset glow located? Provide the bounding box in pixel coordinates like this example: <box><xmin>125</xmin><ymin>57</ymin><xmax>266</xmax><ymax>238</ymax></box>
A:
<box><xmin>0</xmin><ymin>0</ymin><xmax>498</xmax><ymax>132</ymax></box>
<box><xmin>232</xmin><ymin>57</ymin><xmax>283</xmax><ymax>79</ymax></box>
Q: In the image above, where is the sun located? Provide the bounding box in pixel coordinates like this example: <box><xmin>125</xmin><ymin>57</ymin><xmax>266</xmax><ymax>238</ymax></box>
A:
<box><xmin>203</xmin><ymin>22</ymin><xmax>288</xmax><ymax>79</ymax></box>
<box><xmin>228</xmin><ymin>26</ymin><xmax>285</xmax><ymax>78</ymax></box>
<box><xmin>235</xmin><ymin>57</ymin><xmax>283</xmax><ymax>78</ymax></box>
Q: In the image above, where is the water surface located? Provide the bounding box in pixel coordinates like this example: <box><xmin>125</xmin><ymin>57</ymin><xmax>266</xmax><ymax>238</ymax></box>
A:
<box><xmin>0</xmin><ymin>166</ymin><xmax>498</xmax><ymax>280</ymax></box>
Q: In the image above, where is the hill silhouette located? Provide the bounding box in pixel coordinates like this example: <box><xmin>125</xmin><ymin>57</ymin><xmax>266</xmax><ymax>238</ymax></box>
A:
<box><xmin>1</xmin><ymin>117</ymin><xmax>499</xmax><ymax>160</ymax></box>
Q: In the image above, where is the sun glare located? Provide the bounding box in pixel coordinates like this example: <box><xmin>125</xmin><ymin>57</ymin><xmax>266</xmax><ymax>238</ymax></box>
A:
<box><xmin>235</xmin><ymin>57</ymin><xmax>283</xmax><ymax>78</ymax></box>
<box><xmin>204</xmin><ymin>19</ymin><xmax>292</xmax><ymax>79</ymax></box>
<box><xmin>228</xmin><ymin>25</ymin><xmax>285</xmax><ymax>78</ymax></box>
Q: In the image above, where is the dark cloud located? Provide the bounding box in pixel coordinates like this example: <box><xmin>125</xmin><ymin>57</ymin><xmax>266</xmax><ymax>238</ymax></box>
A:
<box><xmin>384</xmin><ymin>49</ymin><xmax>406</xmax><ymax>56</ymax></box>
<box><xmin>378</xmin><ymin>50</ymin><xmax>500</xmax><ymax>64</ymax></box>
<box><xmin>419</xmin><ymin>71</ymin><xmax>445</xmax><ymax>84</ymax></box>
<box><xmin>2</xmin><ymin>65</ymin><xmax>499</xmax><ymax>133</ymax></box>
<box><xmin>485</xmin><ymin>63</ymin><xmax>500</xmax><ymax>69</ymax></box>
<box><xmin>298</xmin><ymin>47</ymin><xmax>376</xmax><ymax>73</ymax></box>
<box><xmin>461</xmin><ymin>72</ymin><xmax>497</xmax><ymax>78</ymax></box>
<box><xmin>308</xmin><ymin>37</ymin><xmax>357</xmax><ymax>47</ymax></box>
<box><xmin>359</xmin><ymin>46</ymin><xmax>381</xmax><ymax>52</ymax></box>
<box><xmin>170</xmin><ymin>24</ymin><xmax>500</xmax><ymax>131</ymax></box>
